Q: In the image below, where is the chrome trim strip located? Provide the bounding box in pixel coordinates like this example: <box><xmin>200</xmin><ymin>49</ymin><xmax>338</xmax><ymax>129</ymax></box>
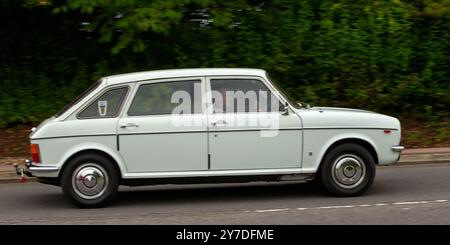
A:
<box><xmin>29</xmin><ymin>166</ymin><xmax>60</xmax><ymax>172</ymax></box>
<box><xmin>120</xmin><ymin>130</ymin><xmax>206</xmax><ymax>136</ymax></box>
<box><xmin>32</xmin><ymin>134</ymin><xmax>116</xmax><ymax>140</ymax></box>
<box><xmin>123</xmin><ymin>167</ymin><xmax>303</xmax><ymax>179</ymax></box>
<box><xmin>303</xmin><ymin>127</ymin><xmax>398</xmax><ymax>130</ymax></box>
<box><xmin>120</xmin><ymin>128</ymin><xmax>302</xmax><ymax>136</ymax></box>
<box><xmin>391</xmin><ymin>145</ymin><xmax>405</xmax><ymax>152</ymax></box>
<box><xmin>208</xmin><ymin>128</ymin><xmax>302</xmax><ymax>133</ymax></box>
<box><xmin>32</xmin><ymin>127</ymin><xmax>396</xmax><ymax>140</ymax></box>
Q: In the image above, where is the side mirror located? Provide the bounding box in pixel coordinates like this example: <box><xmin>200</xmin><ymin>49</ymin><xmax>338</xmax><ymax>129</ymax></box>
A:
<box><xmin>281</xmin><ymin>102</ymin><xmax>289</xmax><ymax>115</ymax></box>
<box><xmin>297</xmin><ymin>101</ymin><xmax>311</xmax><ymax>109</ymax></box>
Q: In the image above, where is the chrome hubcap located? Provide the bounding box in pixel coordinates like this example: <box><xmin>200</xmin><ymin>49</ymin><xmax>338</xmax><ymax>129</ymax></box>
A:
<box><xmin>72</xmin><ymin>163</ymin><xmax>108</xmax><ymax>199</ymax></box>
<box><xmin>82</xmin><ymin>174</ymin><xmax>97</xmax><ymax>188</ymax></box>
<box><xmin>331</xmin><ymin>154</ymin><xmax>366</xmax><ymax>189</ymax></box>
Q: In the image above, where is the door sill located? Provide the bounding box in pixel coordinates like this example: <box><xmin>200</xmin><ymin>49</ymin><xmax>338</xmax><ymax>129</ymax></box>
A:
<box><xmin>123</xmin><ymin>168</ymin><xmax>304</xmax><ymax>179</ymax></box>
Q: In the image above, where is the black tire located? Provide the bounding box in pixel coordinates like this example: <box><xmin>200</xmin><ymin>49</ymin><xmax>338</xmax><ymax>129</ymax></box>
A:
<box><xmin>320</xmin><ymin>143</ymin><xmax>376</xmax><ymax>197</ymax></box>
<box><xmin>60</xmin><ymin>153</ymin><xmax>119</xmax><ymax>208</ymax></box>
<box><xmin>306</xmin><ymin>174</ymin><xmax>322</xmax><ymax>187</ymax></box>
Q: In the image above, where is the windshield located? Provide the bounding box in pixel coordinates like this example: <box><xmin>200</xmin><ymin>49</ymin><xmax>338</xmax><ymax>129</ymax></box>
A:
<box><xmin>54</xmin><ymin>80</ymin><xmax>102</xmax><ymax>117</ymax></box>
<box><xmin>266</xmin><ymin>72</ymin><xmax>303</xmax><ymax>109</ymax></box>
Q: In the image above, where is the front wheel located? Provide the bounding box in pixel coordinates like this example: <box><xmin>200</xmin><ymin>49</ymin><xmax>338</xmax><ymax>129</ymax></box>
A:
<box><xmin>61</xmin><ymin>153</ymin><xmax>119</xmax><ymax>208</ymax></box>
<box><xmin>320</xmin><ymin>143</ymin><xmax>376</xmax><ymax>196</ymax></box>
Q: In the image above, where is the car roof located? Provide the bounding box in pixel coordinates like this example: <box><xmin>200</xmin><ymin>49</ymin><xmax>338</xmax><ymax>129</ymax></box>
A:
<box><xmin>103</xmin><ymin>68</ymin><xmax>267</xmax><ymax>85</ymax></box>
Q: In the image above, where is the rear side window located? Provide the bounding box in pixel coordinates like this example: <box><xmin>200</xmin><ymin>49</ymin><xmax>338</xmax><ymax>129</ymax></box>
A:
<box><xmin>128</xmin><ymin>80</ymin><xmax>202</xmax><ymax>116</ymax></box>
<box><xmin>78</xmin><ymin>87</ymin><xmax>128</xmax><ymax>119</ymax></box>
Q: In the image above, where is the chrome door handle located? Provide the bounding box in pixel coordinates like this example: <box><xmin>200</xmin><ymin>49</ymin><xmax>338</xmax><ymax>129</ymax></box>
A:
<box><xmin>120</xmin><ymin>123</ymin><xmax>139</xmax><ymax>128</ymax></box>
<box><xmin>212</xmin><ymin>120</ymin><xmax>228</xmax><ymax>126</ymax></box>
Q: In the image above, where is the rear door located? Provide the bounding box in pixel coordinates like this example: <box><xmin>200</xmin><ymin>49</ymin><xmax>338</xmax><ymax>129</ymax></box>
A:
<box><xmin>117</xmin><ymin>77</ymin><xmax>208</xmax><ymax>173</ymax></box>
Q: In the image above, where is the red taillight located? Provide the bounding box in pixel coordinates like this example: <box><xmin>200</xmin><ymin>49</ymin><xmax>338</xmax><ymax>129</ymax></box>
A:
<box><xmin>384</xmin><ymin>129</ymin><xmax>392</xmax><ymax>134</ymax></box>
<box><xmin>30</xmin><ymin>144</ymin><xmax>41</xmax><ymax>163</ymax></box>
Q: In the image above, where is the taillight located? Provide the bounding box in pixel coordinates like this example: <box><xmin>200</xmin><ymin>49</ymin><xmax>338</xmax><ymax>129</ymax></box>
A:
<box><xmin>30</xmin><ymin>144</ymin><xmax>41</xmax><ymax>163</ymax></box>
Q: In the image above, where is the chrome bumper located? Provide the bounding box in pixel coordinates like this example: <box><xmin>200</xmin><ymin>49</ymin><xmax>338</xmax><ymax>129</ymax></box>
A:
<box><xmin>391</xmin><ymin>145</ymin><xmax>405</xmax><ymax>152</ymax></box>
<box><xmin>14</xmin><ymin>159</ymin><xmax>59</xmax><ymax>178</ymax></box>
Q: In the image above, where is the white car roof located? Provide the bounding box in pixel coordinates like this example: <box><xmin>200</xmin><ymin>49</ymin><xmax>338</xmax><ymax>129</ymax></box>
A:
<box><xmin>103</xmin><ymin>68</ymin><xmax>267</xmax><ymax>85</ymax></box>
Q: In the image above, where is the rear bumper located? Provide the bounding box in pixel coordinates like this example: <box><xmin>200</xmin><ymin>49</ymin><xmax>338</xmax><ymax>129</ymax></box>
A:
<box><xmin>14</xmin><ymin>159</ymin><xmax>60</xmax><ymax>178</ymax></box>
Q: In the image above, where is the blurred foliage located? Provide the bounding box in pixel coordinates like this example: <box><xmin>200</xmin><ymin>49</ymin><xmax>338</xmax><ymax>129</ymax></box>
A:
<box><xmin>1</xmin><ymin>0</ymin><xmax>449</xmax><ymax>139</ymax></box>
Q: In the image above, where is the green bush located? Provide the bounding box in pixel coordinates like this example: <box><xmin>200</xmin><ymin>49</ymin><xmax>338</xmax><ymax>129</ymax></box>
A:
<box><xmin>0</xmin><ymin>0</ymin><xmax>449</xmax><ymax>130</ymax></box>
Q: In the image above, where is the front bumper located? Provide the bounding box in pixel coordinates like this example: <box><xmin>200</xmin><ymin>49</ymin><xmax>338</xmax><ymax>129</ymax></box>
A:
<box><xmin>391</xmin><ymin>145</ymin><xmax>405</xmax><ymax>152</ymax></box>
<box><xmin>391</xmin><ymin>145</ymin><xmax>405</xmax><ymax>162</ymax></box>
<box><xmin>14</xmin><ymin>159</ymin><xmax>60</xmax><ymax>178</ymax></box>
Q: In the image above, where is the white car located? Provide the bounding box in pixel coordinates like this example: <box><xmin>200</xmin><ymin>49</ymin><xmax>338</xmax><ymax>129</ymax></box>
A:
<box><xmin>18</xmin><ymin>68</ymin><xmax>404</xmax><ymax>208</ymax></box>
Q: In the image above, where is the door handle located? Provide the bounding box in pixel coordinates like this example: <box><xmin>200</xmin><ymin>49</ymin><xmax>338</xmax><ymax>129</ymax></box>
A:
<box><xmin>211</xmin><ymin>120</ymin><xmax>228</xmax><ymax>126</ymax></box>
<box><xmin>120</xmin><ymin>123</ymin><xmax>139</xmax><ymax>128</ymax></box>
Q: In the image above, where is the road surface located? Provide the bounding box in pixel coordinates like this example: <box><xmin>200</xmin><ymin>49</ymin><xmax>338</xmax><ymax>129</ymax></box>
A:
<box><xmin>0</xmin><ymin>162</ymin><xmax>449</xmax><ymax>224</ymax></box>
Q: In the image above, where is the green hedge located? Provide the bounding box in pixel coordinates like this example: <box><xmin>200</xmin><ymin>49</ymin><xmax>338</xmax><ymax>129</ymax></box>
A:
<box><xmin>0</xmin><ymin>0</ymin><xmax>449</xmax><ymax>128</ymax></box>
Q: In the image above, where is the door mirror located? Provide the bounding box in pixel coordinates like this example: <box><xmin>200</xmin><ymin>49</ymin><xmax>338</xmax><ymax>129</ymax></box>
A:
<box><xmin>297</xmin><ymin>101</ymin><xmax>311</xmax><ymax>109</ymax></box>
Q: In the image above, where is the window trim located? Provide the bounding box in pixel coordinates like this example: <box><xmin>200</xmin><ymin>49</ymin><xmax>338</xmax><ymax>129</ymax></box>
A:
<box><xmin>126</xmin><ymin>79</ymin><xmax>204</xmax><ymax>117</ymax></box>
<box><xmin>55</xmin><ymin>80</ymin><xmax>102</xmax><ymax>118</ymax></box>
<box><xmin>266</xmin><ymin>72</ymin><xmax>301</xmax><ymax>109</ymax></box>
<box><xmin>208</xmin><ymin>77</ymin><xmax>284</xmax><ymax>114</ymax></box>
<box><xmin>76</xmin><ymin>86</ymin><xmax>130</xmax><ymax>120</ymax></box>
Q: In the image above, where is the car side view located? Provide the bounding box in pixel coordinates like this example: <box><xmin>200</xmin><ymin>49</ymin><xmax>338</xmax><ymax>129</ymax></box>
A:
<box><xmin>16</xmin><ymin>68</ymin><xmax>404</xmax><ymax>208</ymax></box>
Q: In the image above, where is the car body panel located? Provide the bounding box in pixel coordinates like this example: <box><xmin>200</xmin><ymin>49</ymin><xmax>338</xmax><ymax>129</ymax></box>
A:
<box><xmin>28</xmin><ymin>68</ymin><xmax>403</xmax><ymax>181</ymax></box>
<box><xmin>205</xmin><ymin>75</ymin><xmax>303</xmax><ymax>170</ymax></box>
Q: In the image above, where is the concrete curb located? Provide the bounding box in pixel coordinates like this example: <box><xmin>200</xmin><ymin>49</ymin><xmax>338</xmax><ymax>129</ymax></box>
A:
<box><xmin>1</xmin><ymin>148</ymin><xmax>449</xmax><ymax>184</ymax></box>
<box><xmin>0</xmin><ymin>169</ymin><xmax>36</xmax><ymax>184</ymax></box>
<box><xmin>398</xmin><ymin>152</ymin><xmax>450</xmax><ymax>165</ymax></box>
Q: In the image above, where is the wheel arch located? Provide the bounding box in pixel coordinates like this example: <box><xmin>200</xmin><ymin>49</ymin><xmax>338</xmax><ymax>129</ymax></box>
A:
<box><xmin>320</xmin><ymin>138</ymin><xmax>379</xmax><ymax>170</ymax></box>
<box><xmin>58</xmin><ymin>149</ymin><xmax>124</xmax><ymax>180</ymax></box>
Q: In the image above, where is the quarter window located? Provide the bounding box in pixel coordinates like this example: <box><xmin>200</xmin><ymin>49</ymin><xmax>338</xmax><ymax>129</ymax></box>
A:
<box><xmin>128</xmin><ymin>80</ymin><xmax>202</xmax><ymax>116</ymax></box>
<box><xmin>78</xmin><ymin>87</ymin><xmax>128</xmax><ymax>119</ymax></box>
<box><xmin>55</xmin><ymin>80</ymin><xmax>101</xmax><ymax>118</ymax></box>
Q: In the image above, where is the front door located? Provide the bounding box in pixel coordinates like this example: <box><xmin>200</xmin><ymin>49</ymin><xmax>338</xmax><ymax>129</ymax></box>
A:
<box><xmin>207</xmin><ymin>77</ymin><xmax>303</xmax><ymax>170</ymax></box>
<box><xmin>118</xmin><ymin>77</ymin><xmax>208</xmax><ymax>173</ymax></box>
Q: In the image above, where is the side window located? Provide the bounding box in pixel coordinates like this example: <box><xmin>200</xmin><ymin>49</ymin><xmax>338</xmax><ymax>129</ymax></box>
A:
<box><xmin>210</xmin><ymin>79</ymin><xmax>283</xmax><ymax>113</ymax></box>
<box><xmin>78</xmin><ymin>87</ymin><xmax>128</xmax><ymax>119</ymax></box>
<box><xmin>128</xmin><ymin>80</ymin><xmax>202</xmax><ymax>116</ymax></box>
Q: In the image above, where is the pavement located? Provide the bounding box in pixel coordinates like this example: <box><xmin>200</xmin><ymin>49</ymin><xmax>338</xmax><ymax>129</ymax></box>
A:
<box><xmin>1</xmin><ymin>147</ymin><xmax>449</xmax><ymax>183</ymax></box>
<box><xmin>0</xmin><ymin>162</ymin><xmax>449</xmax><ymax>224</ymax></box>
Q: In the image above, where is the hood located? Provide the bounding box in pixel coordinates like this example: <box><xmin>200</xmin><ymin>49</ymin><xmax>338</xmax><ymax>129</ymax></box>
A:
<box><xmin>309</xmin><ymin>107</ymin><xmax>377</xmax><ymax>114</ymax></box>
<box><xmin>295</xmin><ymin>107</ymin><xmax>401</xmax><ymax>130</ymax></box>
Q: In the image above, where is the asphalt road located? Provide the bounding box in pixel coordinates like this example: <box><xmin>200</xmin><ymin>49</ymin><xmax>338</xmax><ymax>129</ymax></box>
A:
<box><xmin>0</xmin><ymin>162</ymin><xmax>449</xmax><ymax>224</ymax></box>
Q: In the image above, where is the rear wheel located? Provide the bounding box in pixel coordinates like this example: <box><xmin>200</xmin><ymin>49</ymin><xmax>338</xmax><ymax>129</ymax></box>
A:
<box><xmin>320</xmin><ymin>143</ymin><xmax>376</xmax><ymax>196</ymax></box>
<box><xmin>61</xmin><ymin>153</ymin><xmax>119</xmax><ymax>208</ymax></box>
